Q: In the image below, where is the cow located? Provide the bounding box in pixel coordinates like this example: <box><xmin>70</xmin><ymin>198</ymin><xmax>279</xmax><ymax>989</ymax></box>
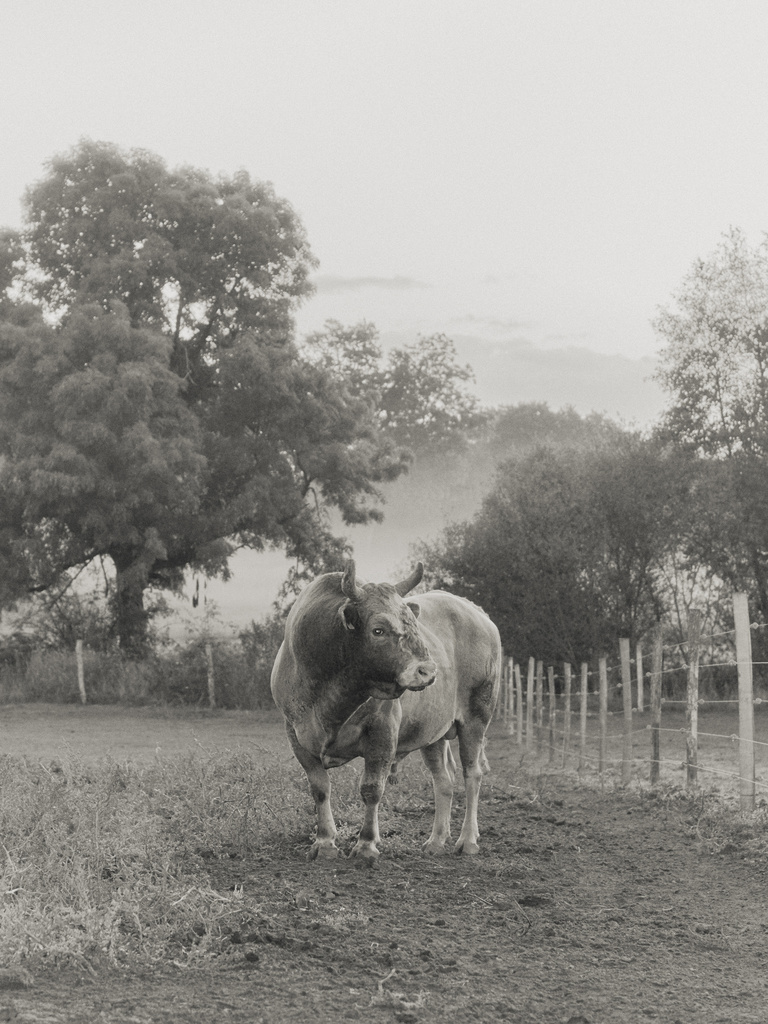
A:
<box><xmin>270</xmin><ymin>560</ymin><xmax>502</xmax><ymax>861</ymax></box>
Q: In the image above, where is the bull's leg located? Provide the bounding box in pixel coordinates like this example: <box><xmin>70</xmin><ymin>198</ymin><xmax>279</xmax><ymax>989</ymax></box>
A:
<box><xmin>421</xmin><ymin>740</ymin><xmax>456</xmax><ymax>854</ymax></box>
<box><xmin>455</xmin><ymin>720</ymin><xmax>491</xmax><ymax>855</ymax></box>
<box><xmin>349</xmin><ymin>758</ymin><xmax>391</xmax><ymax>861</ymax></box>
<box><xmin>286</xmin><ymin>726</ymin><xmax>339</xmax><ymax>860</ymax></box>
<box><xmin>349</xmin><ymin>708</ymin><xmax>400</xmax><ymax>861</ymax></box>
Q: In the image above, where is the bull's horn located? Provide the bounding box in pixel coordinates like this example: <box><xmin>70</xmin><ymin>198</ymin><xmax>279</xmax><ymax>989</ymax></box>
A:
<box><xmin>394</xmin><ymin>562</ymin><xmax>424</xmax><ymax>597</ymax></box>
<box><xmin>341</xmin><ymin>559</ymin><xmax>364</xmax><ymax>600</ymax></box>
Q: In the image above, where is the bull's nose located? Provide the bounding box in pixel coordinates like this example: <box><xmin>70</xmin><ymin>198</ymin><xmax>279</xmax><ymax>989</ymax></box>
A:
<box><xmin>416</xmin><ymin>661</ymin><xmax>436</xmax><ymax>686</ymax></box>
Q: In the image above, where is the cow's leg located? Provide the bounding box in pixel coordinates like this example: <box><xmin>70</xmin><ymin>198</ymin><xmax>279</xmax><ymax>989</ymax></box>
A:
<box><xmin>421</xmin><ymin>739</ymin><xmax>456</xmax><ymax>854</ymax></box>
<box><xmin>455</xmin><ymin>720</ymin><xmax>491</xmax><ymax>855</ymax></box>
<box><xmin>286</xmin><ymin>726</ymin><xmax>339</xmax><ymax>860</ymax></box>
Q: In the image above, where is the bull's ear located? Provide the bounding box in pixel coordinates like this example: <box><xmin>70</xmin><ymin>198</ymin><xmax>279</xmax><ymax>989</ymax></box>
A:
<box><xmin>407</xmin><ymin>601</ymin><xmax>421</xmax><ymax>618</ymax></box>
<box><xmin>339</xmin><ymin>601</ymin><xmax>359</xmax><ymax>631</ymax></box>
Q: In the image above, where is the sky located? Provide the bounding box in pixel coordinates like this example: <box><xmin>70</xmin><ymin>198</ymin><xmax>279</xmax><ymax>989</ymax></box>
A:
<box><xmin>5</xmin><ymin>0</ymin><xmax>768</xmax><ymax>624</ymax></box>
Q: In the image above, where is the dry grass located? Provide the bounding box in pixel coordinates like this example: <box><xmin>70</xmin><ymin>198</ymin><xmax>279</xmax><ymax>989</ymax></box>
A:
<box><xmin>0</xmin><ymin>750</ymin><xmax>304</xmax><ymax>968</ymax></box>
<box><xmin>0</xmin><ymin>742</ymin><xmax>439</xmax><ymax>971</ymax></box>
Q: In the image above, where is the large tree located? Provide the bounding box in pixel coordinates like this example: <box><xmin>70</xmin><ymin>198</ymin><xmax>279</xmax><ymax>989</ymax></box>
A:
<box><xmin>654</xmin><ymin>228</ymin><xmax>768</xmax><ymax>620</ymax></box>
<box><xmin>0</xmin><ymin>141</ymin><xmax>409</xmax><ymax>651</ymax></box>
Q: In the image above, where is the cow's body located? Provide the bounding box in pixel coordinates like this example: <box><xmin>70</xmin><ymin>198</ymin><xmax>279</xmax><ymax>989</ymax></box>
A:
<box><xmin>270</xmin><ymin>562</ymin><xmax>502</xmax><ymax>860</ymax></box>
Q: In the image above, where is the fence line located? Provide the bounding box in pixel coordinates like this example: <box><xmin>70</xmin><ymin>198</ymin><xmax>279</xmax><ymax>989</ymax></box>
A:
<box><xmin>499</xmin><ymin>591</ymin><xmax>764</xmax><ymax>812</ymax></box>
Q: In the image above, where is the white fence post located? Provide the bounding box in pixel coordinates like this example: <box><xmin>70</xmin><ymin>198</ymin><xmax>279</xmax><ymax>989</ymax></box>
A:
<box><xmin>206</xmin><ymin>642</ymin><xmax>216</xmax><ymax>709</ymax></box>
<box><xmin>548</xmin><ymin>666</ymin><xmax>556</xmax><ymax>761</ymax></box>
<box><xmin>535</xmin><ymin>660</ymin><xmax>544</xmax><ymax>753</ymax></box>
<box><xmin>733</xmin><ymin>592</ymin><xmax>756</xmax><ymax>813</ymax></box>
<box><xmin>636</xmin><ymin>641</ymin><xmax>644</xmax><ymax>713</ymax></box>
<box><xmin>650</xmin><ymin>627</ymin><xmax>663</xmax><ymax>786</ymax></box>
<box><xmin>562</xmin><ymin>662</ymin><xmax>572</xmax><ymax>766</ymax></box>
<box><xmin>515</xmin><ymin>664</ymin><xmax>523</xmax><ymax>746</ymax></box>
<box><xmin>76</xmin><ymin>639</ymin><xmax>86</xmax><ymax>705</ymax></box>
<box><xmin>579</xmin><ymin>662</ymin><xmax>588</xmax><ymax>771</ymax></box>
<box><xmin>686</xmin><ymin>610</ymin><xmax>702</xmax><ymax>790</ymax></box>
<box><xmin>598</xmin><ymin>657</ymin><xmax>608</xmax><ymax>778</ymax></box>
<box><xmin>525</xmin><ymin>657</ymin><xmax>535</xmax><ymax>750</ymax></box>
<box><xmin>505</xmin><ymin>657</ymin><xmax>515</xmax><ymax>735</ymax></box>
<box><xmin>619</xmin><ymin>638</ymin><xmax>633</xmax><ymax>785</ymax></box>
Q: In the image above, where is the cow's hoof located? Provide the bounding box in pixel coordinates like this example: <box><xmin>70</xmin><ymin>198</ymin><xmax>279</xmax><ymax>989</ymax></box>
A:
<box><xmin>308</xmin><ymin>843</ymin><xmax>339</xmax><ymax>862</ymax></box>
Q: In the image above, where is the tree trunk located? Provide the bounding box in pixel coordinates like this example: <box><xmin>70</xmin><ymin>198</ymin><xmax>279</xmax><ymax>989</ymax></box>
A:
<box><xmin>112</xmin><ymin>551</ymin><xmax>151</xmax><ymax>657</ymax></box>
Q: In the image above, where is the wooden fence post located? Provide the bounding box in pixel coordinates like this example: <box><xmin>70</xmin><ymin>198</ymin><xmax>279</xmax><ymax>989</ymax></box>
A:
<box><xmin>619</xmin><ymin>638</ymin><xmax>633</xmax><ymax>785</ymax></box>
<box><xmin>497</xmin><ymin>660</ymin><xmax>506</xmax><ymax>722</ymax></box>
<box><xmin>598</xmin><ymin>657</ymin><xmax>608</xmax><ymax>779</ymax></box>
<box><xmin>579</xmin><ymin>662</ymin><xmax>588</xmax><ymax>771</ymax></box>
<box><xmin>650</xmin><ymin>626</ymin><xmax>663</xmax><ymax>786</ymax></box>
<box><xmin>636</xmin><ymin>641</ymin><xmax>644</xmax><ymax>713</ymax></box>
<box><xmin>562</xmin><ymin>662</ymin><xmax>572</xmax><ymax>766</ymax></box>
<box><xmin>535</xmin><ymin>660</ymin><xmax>544</xmax><ymax>753</ymax></box>
<box><xmin>686</xmin><ymin>610</ymin><xmax>702</xmax><ymax>789</ymax></box>
<box><xmin>515</xmin><ymin>664</ymin><xmax>524</xmax><ymax>746</ymax></box>
<box><xmin>525</xmin><ymin>657</ymin><xmax>535</xmax><ymax>750</ymax></box>
<box><xmin>733</xmin><ymin>592</ymin><xmax>756</xmax><ymax>812</ymax></box>
<box><xmin>206</xmin><ymin>642</ymin><xmax>216</xmax><ymax>709</ymax></box>
<box><xmin>512</xmin><ymin>659</ymin><xmax>518</xmax><ymax>733</ymax></box>
<box><xmin>504</xmin><ymin>657</ymin><xmax>515</xmax><ymax>734</ymax></box>
<box><xmin>548</xmin><ymin>666</ymin><xmax>556</xmax><ymax>762</ymax></box>
<box><xmin>76</xmin><ymin>638</ymin><xmax>86</xmax><ymax>705</ymax></box>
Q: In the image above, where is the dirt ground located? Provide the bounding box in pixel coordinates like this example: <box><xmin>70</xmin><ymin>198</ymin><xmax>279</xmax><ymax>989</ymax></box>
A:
<box><xmin>3</xmin><ymin>709</ymin><xmax>768</xmax><ymax>1023</ymax></box>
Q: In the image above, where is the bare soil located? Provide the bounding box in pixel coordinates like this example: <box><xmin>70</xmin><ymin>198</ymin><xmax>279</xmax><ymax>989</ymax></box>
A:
<box><xmin>4</xmin><ymin>708</ymin><xmax>768</xmax><ymax>1023</ymax></box>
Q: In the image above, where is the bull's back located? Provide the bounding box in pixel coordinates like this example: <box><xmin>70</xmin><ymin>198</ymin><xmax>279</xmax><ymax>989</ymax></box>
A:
<box><xmin>417</xmin><ymin>591</ymin><xmax>501</xmax><ymax>681</ymax></box>
<box><xmin>397</xmin><ymin>591</ymin><xmax>501</xmax><ymax>740</ymax></box>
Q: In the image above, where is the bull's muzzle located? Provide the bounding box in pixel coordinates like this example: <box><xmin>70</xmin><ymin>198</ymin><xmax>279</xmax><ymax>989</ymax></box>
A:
<box><xmin>398</xmin><ymin>658</ymin><xmax>437</xmax><ymax>691</ymax></box>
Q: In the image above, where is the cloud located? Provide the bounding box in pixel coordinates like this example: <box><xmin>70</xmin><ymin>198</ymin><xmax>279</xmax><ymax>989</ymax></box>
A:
<box><xmin>448</xmin><ymin>312</ymin><xmax>533</xmax><ymax>335</ymax></box>
<box><xmin>313</xmin><ymin>274</ymin><xmax>429</xmax><ymax>293</ymax></box>
<box><xmin>448</xmin><ymin>333</ymin><xmax>665</xmax><ymax>427</ymax></box>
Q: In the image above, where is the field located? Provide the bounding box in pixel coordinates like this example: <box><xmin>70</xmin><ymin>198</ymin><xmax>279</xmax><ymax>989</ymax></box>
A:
<box><xmin>0</xmin><ymin>705</ymin><xmax>767</xmax><ymax>1023</ymax></box>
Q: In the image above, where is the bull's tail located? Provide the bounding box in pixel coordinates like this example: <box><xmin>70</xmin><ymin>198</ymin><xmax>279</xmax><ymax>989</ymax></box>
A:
<box><xmin>445</xmin><ymin>741</ymin><xmax>457</xmax><ymax>782</ymax></box>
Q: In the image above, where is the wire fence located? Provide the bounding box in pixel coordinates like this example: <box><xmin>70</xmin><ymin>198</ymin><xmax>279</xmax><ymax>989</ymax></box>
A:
<box><xmin>496</xmin><ymin>592</ymin><xmax>767</xmax><ymax>812</ymax></box>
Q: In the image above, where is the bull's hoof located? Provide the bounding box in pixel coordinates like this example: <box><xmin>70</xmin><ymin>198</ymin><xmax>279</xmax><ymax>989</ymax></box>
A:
<box><xmin>349</xmin><ymin>841</ymin><xmax>380</xmax><ymax>863</ymax></box>
<box><xmin>308</xmin><ymin>842</ymin><xmax>339</xmax><ymax>862</ymax></box>
<box><xmin>422</xmin><ymin>839</ymin><xmax>449</xmax><ymax>856</ymax></box>
<box><xmin>454</xmin><ymin>838</ymin><xmax>480</xmax><ymax>856</ymax></box>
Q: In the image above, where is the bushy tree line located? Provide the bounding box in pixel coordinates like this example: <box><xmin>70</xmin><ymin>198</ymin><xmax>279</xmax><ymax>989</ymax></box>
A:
<box><xmin>3</xmin><ymin>143</ymin><xmax>768</xmax><ymax>684</ymax></box>
<box><xmin>421</xmin><ymin>229</ymin><xmax>768</xmax><ymax>667</ymax></box>
<box><xmin>418</xmin><ymin>421</ymin><xmax>703</xmax><ymax>664</ymax></box>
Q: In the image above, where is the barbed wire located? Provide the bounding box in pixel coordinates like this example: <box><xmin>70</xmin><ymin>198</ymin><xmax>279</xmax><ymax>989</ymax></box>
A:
<box><xmin>509</xmin><ymin>728</ymin><xmax>768</xmax><ymax>794</ymax></box>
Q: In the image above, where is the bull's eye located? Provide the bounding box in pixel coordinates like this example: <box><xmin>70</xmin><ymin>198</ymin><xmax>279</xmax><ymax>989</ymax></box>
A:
<box><xmin>372</xmin><ymin>627</ymin><xmax>385</xmax><ymax>637</ymax></box>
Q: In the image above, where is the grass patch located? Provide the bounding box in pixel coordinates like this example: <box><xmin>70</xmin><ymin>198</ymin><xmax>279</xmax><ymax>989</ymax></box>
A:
<box><xmin>0</xmin><ymin>750</ymin><xmax>314</xmax><ymax>969</ymax></box>
<box><xmin>680</xmin><ymin>791</ymin><xmax>768</xmax><ymax>860</ymax></box>
<box><xmin>0</xmin><ymin>745</ymin><xmax>442</xmax><ymax>971</ymax></box>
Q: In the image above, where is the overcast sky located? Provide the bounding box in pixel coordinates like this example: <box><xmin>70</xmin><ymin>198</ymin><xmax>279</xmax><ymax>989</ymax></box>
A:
<box><xmin>5</xmin><ymin>1</ymin><xmax>768</xmax><ymax>423</ymax></box>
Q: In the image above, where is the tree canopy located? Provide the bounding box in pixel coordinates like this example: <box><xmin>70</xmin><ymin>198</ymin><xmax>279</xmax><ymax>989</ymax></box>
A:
<box><xmin>654</xmin><ymin>228</ymin><xmax>768</xmax><ymax>621</ymax></box>
<box><xmin>301</xmin><ymin>320</ymin><xmax>483</xmax><ymax>452</ymax></box>
<box><xmin>0</xmin><ymin>141</ymin><xmax>477</xmax><ymax>652</ymax></box>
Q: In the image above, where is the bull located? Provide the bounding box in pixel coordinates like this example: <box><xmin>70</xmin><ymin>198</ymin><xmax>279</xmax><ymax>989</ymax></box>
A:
<box><xmin>270</xmin><ymin>560</ymin><xmax>502</xmax><ymax>860</ymax></box>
